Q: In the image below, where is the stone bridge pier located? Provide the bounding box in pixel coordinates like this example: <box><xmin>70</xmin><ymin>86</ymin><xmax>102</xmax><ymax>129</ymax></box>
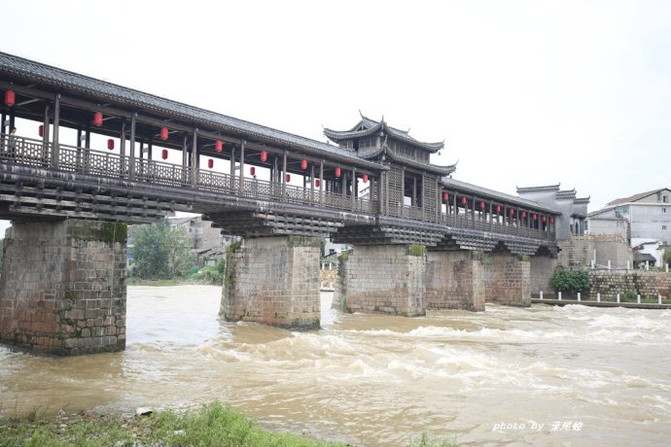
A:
<box><xmin>0</xmin><ymin>219</ymin><xmax>127</xmax><ymax>355</ymax></box>
<box><xmin>220</xmin><ymin>236</ymin><xmax>321</xmax><ymax>329</ymax></box>
<box><xmin>334</xmin><ymin>245</ymin><xmax>533</xmax><ymax>315</ymax></box>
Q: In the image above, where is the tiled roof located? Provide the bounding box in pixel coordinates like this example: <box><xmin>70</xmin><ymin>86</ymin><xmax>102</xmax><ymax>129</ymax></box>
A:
<box><xmin>606</xmin><ymin>188</ymin><xmax>670</xmax><ymax>206</ymax></box>
<box><xmin>443</xmin><ymin>178</ymin><xmax>560</xmax><ymax>214</ymax></box>
<box><xmin>0</xmin><ymin>51</ymin><xmax>385</xmax><ymax>170</ymax></box>
<box><xmin>385</xmin><ymin>150</ymin><xmax>456</xmax><ymax>176</ymax></box>
<box><xmin>324</xmin><ymin>116</ymin><xmax>444</xmax><ymax>152</ymax></box>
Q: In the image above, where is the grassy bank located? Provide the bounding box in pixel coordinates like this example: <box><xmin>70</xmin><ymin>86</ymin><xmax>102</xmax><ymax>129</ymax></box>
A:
<box><xmin>0</xmin><ymin>402</ymin><xmax>456</xmax><ymax>447</ymax></box>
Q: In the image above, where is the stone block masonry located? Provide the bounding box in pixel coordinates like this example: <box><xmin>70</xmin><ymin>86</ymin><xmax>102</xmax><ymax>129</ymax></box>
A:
<box><xmin>333</xmin><ymin>245</ymin><xmax>429</xmax><ymax>316</ymax></box>
<box><xmin>483</xmin><ymin>253</ymin><xmax>531</xmax><ymax>306</ymax></box>
<box><xmin>0</xmin><ymin>219</ymin><xmax>127</xmax><ymax>355</ymax></box>
<box><xmin>589</xmin><ymin>271</ymin><xmax>671</xmax><ymax>299</ymax></box>
<box><xmin>425</xmin><ymin>251</ymin><xmax>484</xmax><ymax>311</ymax></box>
<box><xmin>221</xmin><ymin>236</ymin><xmax>321</xmax><ymax>329</ymax></box>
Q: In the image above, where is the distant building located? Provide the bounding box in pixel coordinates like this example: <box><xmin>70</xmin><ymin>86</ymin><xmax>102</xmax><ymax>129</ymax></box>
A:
<box><xmin>516</xmin><ymin>184</ymin><xmax>590</xmax><ymax>241</ymax></box>
<box><xmin>588</xmin><ymin>188</ymin><xmax>671</xmax><ymax>247</ymax></box>
<box><xmin>169</xmin><ymin>215</ymin><xmax>238</xmax><ymax>264</ymax></box>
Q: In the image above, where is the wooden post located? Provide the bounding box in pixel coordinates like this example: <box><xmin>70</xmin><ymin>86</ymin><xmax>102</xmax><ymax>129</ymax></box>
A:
<box><xmin>238</xmin><ymin>140</ymin><xmax>246</xmax><ymax>192</ymax></box>
<box><xmin>191</xmin><ymin>128</ymin><xmax>198</xmax><ymax>187</ymax></box>
<box><xmin>310</xmin><ymin>164</ymin><xmax>315</xmax><ymax>203</ymax></box>
<box><xmin>229</xmin><ymin>146</ymin><xmax>236</xmax><ymax>190</ymax></box>
<box><xmin>42</xmin><ymin>103</ymin><xmax>50</xmax><ymax>163</ymax></box>
<box><xmin>129</xmin><ymin>113</ymin><xmax>136</xmax><ymax>180</ymax></box>
<box><xmin>120</xmin><ymin>120</ymin><xmax>126</xmax><ymax>175</ymax></box>
<box><xmin>181</xmin><ymin>135</ymin><xmax>188</xmax><ymax>184</ymax></box>
<box><xmin>400</xmin><ymin>167</ymin><xmax>405</xmax><ymax>217</ymax></box>
<box><xmin>351</xmin><ymin>166</ymin><xmax>356</xmax><ymax>211</ymax></box>
<box><xmin>319</xmin><ymin>159</ymin><xmax>324</xmax><ymax>205</ymax></box>
<box><xmin>282</xmin><ymin>150</ymin><xmax>287</xmax><ymax>198</ymax></box>
<box><xmin>51</xmin><ymin>94</ymin><xmax>60</xmax><ymax>168</ymax></box>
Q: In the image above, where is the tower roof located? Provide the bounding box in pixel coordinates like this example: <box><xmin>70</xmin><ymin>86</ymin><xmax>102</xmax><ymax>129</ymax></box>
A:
<box><xmin>324</xmin><ymin>115</ymin><xmax>444</xmax><ymax>153</ymax></box>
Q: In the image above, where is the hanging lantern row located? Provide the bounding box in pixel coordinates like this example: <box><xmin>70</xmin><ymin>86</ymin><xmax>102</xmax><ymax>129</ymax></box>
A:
<box><xmin>4</xmin><ymin>90</ymin><xmax>15</xmax><ymax>107</ymax></box>
<box><xmin>93</xmin><ymin>112</ymin><xmax>103</xmax><ymax>127</ymax></box>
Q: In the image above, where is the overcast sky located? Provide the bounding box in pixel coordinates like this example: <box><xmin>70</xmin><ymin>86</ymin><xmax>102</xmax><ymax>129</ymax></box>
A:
<box><xmin>3</xmin><ymin>0</ymin><xmax>670</xmax><ymax>213</ymax></box>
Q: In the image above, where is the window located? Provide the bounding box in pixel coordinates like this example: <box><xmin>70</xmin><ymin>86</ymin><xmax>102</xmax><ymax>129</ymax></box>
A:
<box><xmin>663</xmin><ymin>225</ymin><xmax>668</xmax><ymax>230</ymax></box>
<box><xmin>664</xmin><ymin>195</ymin><xmax>669</xmax><ymax>203</ymax></box>
<box><xmin>663</xmin><ymin>208</ymin><xmax>667</xmax><ymax>213</ymax></box>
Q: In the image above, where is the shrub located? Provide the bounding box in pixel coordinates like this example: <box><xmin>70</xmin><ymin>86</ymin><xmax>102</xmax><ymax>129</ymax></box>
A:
<box><xmin>550</xmin><ymin>269</ymin><xmax>590</xmax><ymax>294</ymax></box>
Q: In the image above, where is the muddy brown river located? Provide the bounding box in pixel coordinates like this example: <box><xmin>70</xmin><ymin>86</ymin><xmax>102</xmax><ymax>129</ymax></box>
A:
<box><xmin>1</xmin><ymin>285</ymin><xmax>670</xmax><ymax>446</ymax></box>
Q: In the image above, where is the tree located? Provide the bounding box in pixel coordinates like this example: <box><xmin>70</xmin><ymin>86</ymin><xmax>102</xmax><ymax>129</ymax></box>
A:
<box><xmin>129</xmin><ymin>219</ymin><xmax>194</xmax><ymax>279</ymax></box>
<box><xmin>664</xmin><ymin>247</ymin><xmax>671</xmax><ymax>266</ymax></box>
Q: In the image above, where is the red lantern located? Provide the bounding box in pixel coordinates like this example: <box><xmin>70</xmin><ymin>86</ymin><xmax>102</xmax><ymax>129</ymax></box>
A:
<box><xmin>442</xmin><ymin>192</ymin><xmax>449</xmax><ymax>201</ymax></box>
<box><xmin>4</xmin><ymin>89</ymin><xmax>15</xmax><ymax>107</ymax></box>
<box><xmin>260</xmin><ymin>150</ymin><xmax>268</xmax><ymax>162</ymax></box>
<box><xmin>550</xmin><ymin>217</ymin><xmax>555</xmax><ymax>224</ymax></box>
<box><xmin>161</xmin><ymin>149</ymin><xmax>168</xmax><ymax>160</ymax></box>
<box><xmin>107</xmin><ymin>139</ymin><xmax>114</xmax><ymax>150</ymax></box>
<box><xmin>335</xmin><ymin>167</ymin><xmax>341</xmax><ymax>178</ymax></box>
<box><xmin>533</xmin><ymin>214</ymin><xmax>538</xmax><ymax>221</ymax></box>
<box><xmin>285</xmin><ymin>173</ymin><xmax>291</xmax><ymax>182</ymax></box>
<box><xmin>38</xmin><ymin>125</ymin><xmax>44</xmax><ymax>137</ymax></box>
<box><xmin>460</xmin><ymin>197</ymin><xmax>467</xmax><ymax>205</ymax></box>
<box><xmin>510</xmin><ymin>209</ymin><xmax>515</xmax><ymax>216</ymax></box>
<box><xmin>542</xmin><ymin>216</ymin><xmax>547</xmax><ymax>223</ymax></box>
<box><xmin>208</xmin><ymin>159</ymin><xmax>214</xmax><ymax>169</ymax></box>
<box><xmin>521</xmin><ymin>211</ymin><xmax>527</xmax><ymax>219</ymax></box>
<box><xmin>250</xmin><ymin>166</ymin><xmax>256</xmax><ymax>176</ymax></box>
<box><xmin>300</xmin><ymin>159</ymin><xmax>308</xmax><ymax>170</ymax></box>
<box><xmin>215</xmin><ymin>140</ymin><xmax>223</xmax><ymax>152</ymax></box>
<box><xmin>315</xmin><ymin>179</ymin><xmax>321</xmax><ymax>187</ymax></box>
<box><xmin>362</xmin><ymin>174</ymin><xmax>369</xmax><ymax>183</ymax></box>
<box><xmin>93</xmin><ymin>112</ymin><xmax>103</xmax><ymax>126</ymax></box>
<box><xmin>160</xmin><ymin>127</ymin><xmax>169</xmax><ymax>141</ymax></box>
<box><xmin>496</xmin><ymin>205</ymin><xmax>501</xmax><ymax>213</ymax></box>
<box><xmin>479</xmin><ymin>201</ymin><xmax>485</xmax><ymax>210</ymax></box>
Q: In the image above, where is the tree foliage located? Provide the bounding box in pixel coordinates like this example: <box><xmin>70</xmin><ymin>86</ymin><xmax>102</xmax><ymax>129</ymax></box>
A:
<box><xmin>663</xmin><ymin>247</ymin><xmax>671</xmax><ymax>266</ymax></box>
<box><xmin>129</xmin><ymin>219</ymin><xmax>194</xmax><ymax>279</ymax></box>
<box><xmin>550</xmin><ymin>269</ymin><xmax>590</xmax><ymax>294</ymax></box>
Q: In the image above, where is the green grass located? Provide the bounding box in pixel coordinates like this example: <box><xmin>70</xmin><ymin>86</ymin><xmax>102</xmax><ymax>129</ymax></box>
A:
<box><xmin>0</xmin><ymin>402</ymin><xmax>342</xmax><ymax>447</ymax></box>
<box><xmin>0</xmin><ymin>402</ymin><xmax>457</xmax><ymax>447</ymax></box>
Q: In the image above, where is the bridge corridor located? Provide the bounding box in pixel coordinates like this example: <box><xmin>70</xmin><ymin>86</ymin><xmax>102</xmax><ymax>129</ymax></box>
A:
<box><xmin>0</xmin><ymin>52</ymin><xmax>559</xmax><ymax>355</ymax></box>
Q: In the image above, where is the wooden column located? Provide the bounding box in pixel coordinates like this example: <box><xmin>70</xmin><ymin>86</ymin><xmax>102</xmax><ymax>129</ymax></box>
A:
<box><xmin>351</xmin><ymin>166</ymin><xmax>356</xmax><ymax>210</ymax></box>
<box><xmin>229</xmin><ymin>146</ymin><xmax>236</xmax><ymax>190</ymax></box>
<box><xmin>51</xmin><ymin>94</ymin><xmax>60</xmax><ymax>168</ymax></box>
<box><xmin>282</xmin><ymin>150</ymin><xmax>287</xmax><ymax>198</ymax></box>
<box><xmin>129</xmin><ymin>113</ymin><xmax>136</xmax><ymax>180</ymax></box>
<box><xmin>42</xmin><ymin>103</ymin><xmax>50</xmax><ymax>162</ymax></box>
<box><xmin>319</xmin><ymin>159</ymin><xmax>324</xmax><ymax>205</ymax></box>
<box><xmin>190</xmin><ymin>128</ymin><xmax>198</xmax><ymax>187</ymax></box>
<box><xmin>238</xmin><ymin>140</ymin><xmax>246</xmax><ymax>192</ymax></box>
<box><xmin>310</xmin><ymin>164</ymin><xmax>315</xmax><ymax>203</ymax></box>
<box><xmin>120</xmin><ymin>120</ymin><xmax>127</xmax><ymax>175</ymax></box>
<box><xmin>181</xmin><ymin>135</ymin><xmax>188</xmax><ymax>184</ymax></box>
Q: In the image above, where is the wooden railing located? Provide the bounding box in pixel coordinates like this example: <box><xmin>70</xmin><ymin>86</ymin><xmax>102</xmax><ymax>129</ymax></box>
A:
<box><xmin>0</xmin><ymin>134</ymin><xmax>555</xmax><ymax>241</ymax></box>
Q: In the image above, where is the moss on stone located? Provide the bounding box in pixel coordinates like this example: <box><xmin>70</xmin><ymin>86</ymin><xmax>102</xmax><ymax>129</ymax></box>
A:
<box><xmin>99</xmin><ymin>222</ymin><xmax>127</xmax><ymax>244</ymax></box>
<box><xmin>408</xmin><ymin>245</ymin><xmax>426</xmax><ymax>257</ymax></box>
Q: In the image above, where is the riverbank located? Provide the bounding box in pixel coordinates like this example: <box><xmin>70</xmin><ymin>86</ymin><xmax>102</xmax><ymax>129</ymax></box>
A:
<box><xmin>0</xmin><ymin>401</ymin><xmax>455</xmax><ymax>447</ymax></box>
<box><xmin>0</xmin><ymin>402</ymin><xmax>339</xmax><ymax>447</ymax></box>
